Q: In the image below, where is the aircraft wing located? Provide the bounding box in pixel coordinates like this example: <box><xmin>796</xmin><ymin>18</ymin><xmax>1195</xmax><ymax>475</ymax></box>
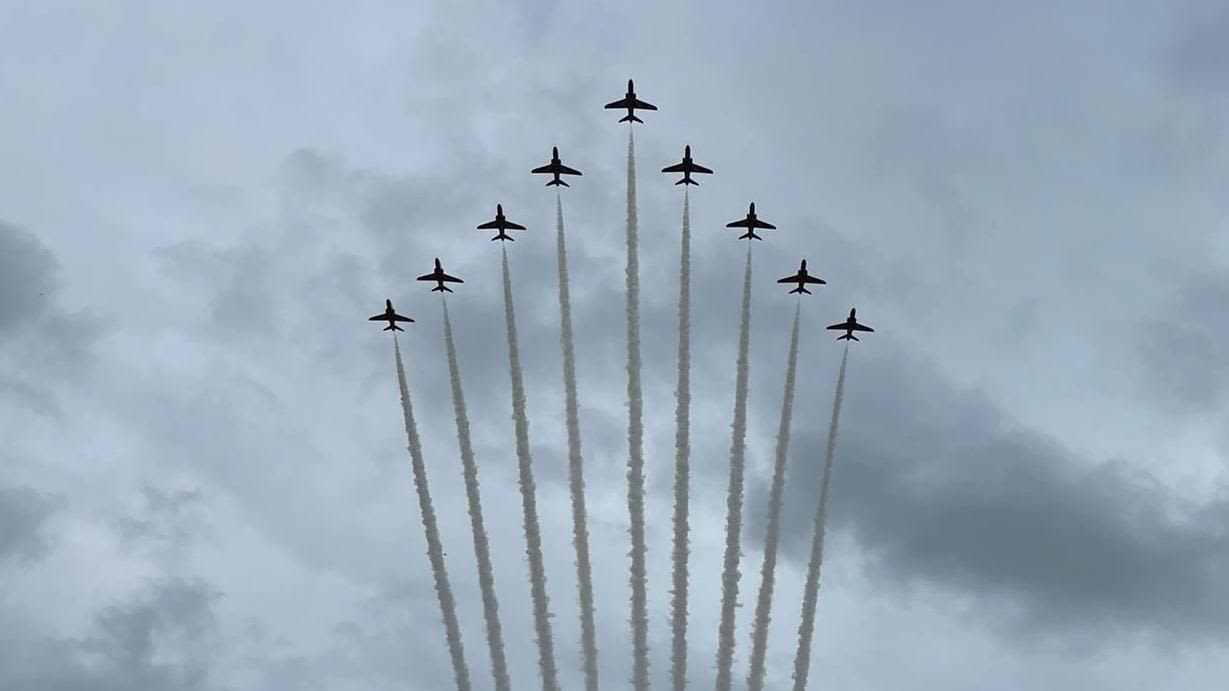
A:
<box><xmin>530</xmin><ymin>164</ymin><xmax>554</xmax><ymax>174</ymax></box>
<box><xmin>826</xmin><ymin>321</ymin><xmax>849</xmax><ymax>330</ymax></box>
<box><xmin>691</xmin><ymin>163</ymin><xmax>714</xmax><ymax>174</ymax></box>
<box><xmin>476</xmin><ymin>220</ymin><xmax>500</xmax><ymax>229</ymax></box>
<box><xmin>631</xmin><ymin>98</ymin><xmax>657</xmax><ymax>110</ymax></box>
<box><xmin>661</xmin><ymin>162</ymin><xmax>686</xmax><ymax>173</ymax></box>
<box><xmin>441</xmin><ymin>273</ymin><xmax>463</xmax><ymax>283</ymax></box>
<box><xmin>415</xmin><ymin>272</ymin><xmax>436</xmax><ymax>281</ymax></box>
<box><xmin>604</xmin><ymin>97</ymin><xmax>632</xmax><ymax>109</ymax></box>
<box><xmin>558</xmin><ymin>164</ymin><xmax>582</xmax><ymax>176</ymax></box>
<box><xmin>776</xmin><ymin>274</ymin><xmax>800</xmax><ymax>284</ymax></box>
<box><xmin>368</xmin><ymin>314</ymin><xmax>385</xmax><ymax>321</ymax></box>
<box><xmin>852</xmin><ymin>323</ymin><xmax>874</xmax><ymax>332</ymax></box>
<box><xmin>726</xmin><ymin>219</ymin><xmax>753</xmax><ymax>228</ymax></box>
<box><xmin>504</xmin><ymin>220</ymin><xmax>526</xmax><ymax>230</ymax></box>
<box><xmin>753</xmin><ymin>219</ymin><xmax>777</xmax><ymax>229</ymax></box>
<box><xmin>391</xmin><ymin>314</ymin><xmax>414</xmax><ymax>322</ymax></box>
<box><xmin>803</xmin><ymin>275</ymin><xmax>826</xmax><ymax>284</ymax></box>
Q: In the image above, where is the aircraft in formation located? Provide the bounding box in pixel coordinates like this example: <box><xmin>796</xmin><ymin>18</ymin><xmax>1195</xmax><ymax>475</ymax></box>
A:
<box><xmin>604</xmin><ymin>79</ymin><xmax>658</xmax><ymax>123</ymax></box>
<box><xmin>372</xmin><ymin>78</ymin><xmax>874</xmax><ymax>342</ymax></box>
<box><xmin>531</xmin><ymin>147</ymin><xmax>583</xmax><ymax>187</ymax></box>
<box><xmin>826</xmin><ymin>308</ymin><xmax>874</xmax><ymax>341</ymax></box>
<box><xmin>661</xmin><ymin>145</ymin><xmax>713</xmax><ymax>186</ymax></box>
<box><xmin>417</xmin><ymin>258</ymin><xmax>464</xmax><ymax>293</ymax></box>
<box><xmin>369</xmin><ymin>299</ymin><xmax>414</xmax><ymax>331</ymax></box>
<box><xmin>777</xmin><ymin>259</ymin><xmax>827</xmax><ymax>295</ymax></box>
<box><xmin>477</xmin><ymin>203</ymin><xmax>527</xmax><ymax>241</ymax></box>
<box><xmin>726</xmin><ymin>202</ymin><xmax>777</xmax><ymax>241</ymax></box>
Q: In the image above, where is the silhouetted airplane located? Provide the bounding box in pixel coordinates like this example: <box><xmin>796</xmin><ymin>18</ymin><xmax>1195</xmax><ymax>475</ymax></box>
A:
<box><xmin>531</xmin><ymin>146</ymin><xmax>583</xmax><ymax>187</ymax></box>
<box><xmin>777</xmin><ymin>259</ymin><xmax>827</xmax><ymax>294</ymax></box>
<box><xmin>417</xmin><ymin>258</ymin><xmax>464</xmax><ymax>293</ymax></box>
<box><xmin>661</xmin><ymin>145</ymin><xmax>713</xmax><ymax>186</ymax></box>
<box><xmin>604</xmin><ymin>79</ymin><xmax>657</xmax><ymax>123</ymax></box>
<box><xmin>726</xmin><ymin>202</ymin><xmax>777</xmax><ymax>240</ymax></box>
<box><xmin>369</xmin><ymin>299</ymin><xmax>414</xmax><ymax>331</ymax></box>
<box><xmin>827</xmin><ymin>308</ymin><xmax>874</xmax><ymax>341</ymax></box>
<box><xmin>477</xmin><ymin>203</ymin><xmax>527</xmax><ymax>241</ymax></box>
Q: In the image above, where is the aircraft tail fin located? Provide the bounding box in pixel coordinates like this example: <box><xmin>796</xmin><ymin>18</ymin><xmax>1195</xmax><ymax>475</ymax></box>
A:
<box><xmin>837</xmin><ymin>333</ymin><xmax>858</xmax><ymax>341</ymax></box>
<box><xmin>790</xmin><ymin>285</ymin><xmax>811</xmax><ymax>295</ymax></box>
<box><xmin>676</xmin><ymin>177</ymin><xmax>698</xmax><ymax>186</ymax></box>
<box><xmin>384</xmin><ymin>324</ymin><xmax>404</xmax><ymax>332</ymax></box>
<box><xmin>620</xmin><ymin>113</ymin><xmax>644</xmax><ymax>123</ymax></box>
<box><xmin>739</xmin><ymin>230</ymin><xmax>762</xmax><ymax>240</ymax></box>
<box><xmin>546</xmin><ymin>179</ymin><xmax>570</xmax><ymax>187</ymax></box>
<box><xmin>491</xmin><ymin>233</ymin><xmax>514</xmax><ymax>242</ymax></box>
<box><xmin>431</xmin><ymin>285</ymin><xmax>453</xmax><ymax>293</ymax></box>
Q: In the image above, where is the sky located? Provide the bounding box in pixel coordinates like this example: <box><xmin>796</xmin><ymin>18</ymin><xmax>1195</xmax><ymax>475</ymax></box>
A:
<box><xmin>3</xmin><ymin>0</ymin><xmax>1229</xmax><ymax>689</ymax></box>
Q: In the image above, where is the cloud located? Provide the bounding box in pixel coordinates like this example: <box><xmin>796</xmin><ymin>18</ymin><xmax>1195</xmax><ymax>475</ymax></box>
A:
<box><xmin>1136</xmin><ymin>270</ymin><xmax>1229</xmax><ymax>414</ymax></box>
<box><xmin>761</xmin><ymin>340</ymin><xmax>1229</xmax><ymax>644</ymax></box>
<box><xmin>0</xmin><ymin>485</ymin><xmax>57</xmax><ymax>564</ymax></box>
<box><xmin>1160</xmin><ymin>2</ymin><xmax>1229</xmax><ymax>98</ymax></box>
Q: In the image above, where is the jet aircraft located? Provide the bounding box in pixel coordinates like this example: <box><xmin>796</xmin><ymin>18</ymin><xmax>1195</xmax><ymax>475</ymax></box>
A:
<box><xmin>477</xmin><ymin>203</ymin><xmax>527</xmax><ymax>241</ymax></box>
<box><xmin>725</xmin><ymin>202</ymin><xmax>777</xmax><ymax>240</ymax></box>
<box><xmin>604</xmin><ymin>79</ymin><xmax>657</xmax><ymax>123</ymax></box>
<box><xmin>416</xmin><ymin>258</ymin><xmax>464</xmax><ymax>293</ymax></box>
<box><xmin>369</xmin><ymin>299</ymin><xmax>414</xmax><ymax>331</ymax></box>
<box><xmin>777</xmin><ymin>259</ymin><xmax>827</xmax><ymax>294</ymax></box>
<box><xmin>531</xmin><ymin>147</ymin><xmax>583</xmax><ymax>187</ymax></box>
<box><xmin>826</xmin><ymin>308</ymin><xmax>874</xmax><ymax>341</ymax></box>
<box><xmin>661</xmin><ymin>145</ymin><xmax>713</xmax><ymax>185</ymax></box>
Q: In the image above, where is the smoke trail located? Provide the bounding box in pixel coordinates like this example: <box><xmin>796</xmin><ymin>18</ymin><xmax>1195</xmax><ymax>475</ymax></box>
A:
<box><xmin>441</xmin><ymin>299</ymin><xmax>512</xmax><ymax>691</ymax></box>
<box><xmin>668</xmin><ymin>189</ymin><xmax>692</xmax><ymax>691</ymax></box>
<box><xmin>501</xmin><ymin>245</ymin><xmax>561</xmax><ymax>691</ymax></box>
<box><xmin>746</xmin><ymin>303</ymin><xmax>803</xmax><ymax>691</ymax></box>
<box><xmin>714</xmin><ymin>245</ymin><xmax>754</xmax><ymax>691</ymax></box>
<box><xmin>790</xmin><ymin>344</ymin><xmax>850</xmax><ymax>691</ymax></box>
<box><xmin>555</xmin><ymin>192</ymin><xmax>600</xmax><ymax>691</ymax></box>
<box><xmin>392</xmin><ymin>337</ymin><xmax>472</xmax><ymax>691</ymax></box>
<box><xmin>624</xmin><ymin>126</ymin><xmax>650</xmax><ymax>691</ymax></box>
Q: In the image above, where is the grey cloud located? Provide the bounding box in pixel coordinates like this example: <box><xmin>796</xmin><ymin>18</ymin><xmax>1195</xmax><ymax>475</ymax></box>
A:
<box><xmin>0</xmin><ymin>485</ymin><xmax>57</xmax><ymax>563</ymax></box>
<box><xmin>1135</xmin><ymin>269</ymin><xmax>1229</xmax><ymax>413</ymax></box>
<box><xmin>0</xmin><ymin>220</ymin><xmax>56</xmax><ymax>334</ymax></box>
<box><xmin>0</xmin><ymin>579</ymin><xmax>220</xmax><ymax>691</ymax></box>
<box><xmin>1161</xmin><ymin>2</ymin><xmax>1229</xmax><ymax>98</ymax></box>
<box><xmin>760</xmin><ymin>339</ymin><xmax>1229</xmax><ymax>643</ymax></box>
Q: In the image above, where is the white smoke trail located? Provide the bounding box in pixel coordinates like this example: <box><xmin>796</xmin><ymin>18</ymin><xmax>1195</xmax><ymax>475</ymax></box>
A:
<box><xmin>746</xmin><ymin>303</ymin><xmax>803</xmax><ymax>691</ymax></box>
<box><xmin>714</xmin><ymin>245</ymin><xmax>754</xmax><ymax>691</ymax></box>
<box><xmin>441</xmin><ymin>299</ymin><xmax>512</xmax><ymax>691</ymax></box>
<box><xmin>501</xmin><ymin>245</ymin><xmax>561</xmax><ymax>691</ymax></box>
<box><xmin>668</xmin><ymin>188</ymin><xmax>692</xmax><ymax>691</ymax></box>
<box><xmin>555</xmin><ymin>192</ymin><xmax>600</xmax><ymax>691</ymax></box>
<box><xmin>392</xmin><ymin>337</ymin><xmax>472</xmax><ymax>691</ymax></box>
<box><xmin>624</xmin><ymin>126</ymin><xmax>650</xmax><ymax>691</ymax></box>
<box><xmin>790</xmin><ymin>344</ymin><xmax>850</xmax><ymax>691</ymax></box>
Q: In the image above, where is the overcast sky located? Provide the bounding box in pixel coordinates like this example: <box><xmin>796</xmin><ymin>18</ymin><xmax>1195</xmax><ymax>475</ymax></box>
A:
<box><xmin>3</xmin><ymin>1</ymin><xmax>1229</xmax><ymax>689</ymax></box>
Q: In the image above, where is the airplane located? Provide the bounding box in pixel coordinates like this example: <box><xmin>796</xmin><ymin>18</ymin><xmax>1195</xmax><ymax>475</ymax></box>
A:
<box><xmin>476</xmin><ymin>203</ymin><xmax>527</xmax><ymax>241</ymax></box>
<box><xmin>826</xmin><ymin>308</ymin><xmax>874</xmax><ymax>341</ymax></box>
<box><xmin>725</xmin><ymin>202</ymin><xmax>777</xmax><ymax>240</ymax></box>
<box><xmin>604</xmin><ymin>79</ymin><xmax>658</xmax><ymax>123</ymax></box>
<box><xmin>369</xmin><ymin>299</ymin><xmax>414</xmax><ymax>331</ymax></box>
<box><xmin>416</xmin><ymin>258</ymin><xmax>464</xmax><ymax>293</ymax></box>
<box><xmin>531</xmin><ymin>146</ymin><xmax>583</xmax><ymax>187</ymax></box>
<box><xmin>777</xmin><ymin>259</ymin><xmax>827</xmax><ymax>295</ymax></box>
<box><xmin>661</xmin><ymin>145</ymin><xmax>713</xmax><ymax>186</ymax></box>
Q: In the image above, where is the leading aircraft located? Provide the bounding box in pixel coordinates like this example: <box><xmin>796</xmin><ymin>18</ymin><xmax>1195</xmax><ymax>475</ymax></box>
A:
<box><xmin>777</xmin><ymin>259</ymin><xmax>827</xmax><ymax>294</ymax></box>
<box><xmin>661</xmin><ymin>145</ymin><xmax>713</xmax><ymax>186</ymax></box>
<box><xmin>416</xmin><ymin>258</ymin><xmax>464</xmax><ymax>293</ymax></box>
<box><xmin>826</xmin><ymin>308</ymin><xmax>874</xmax><ymax>341</ymax></box>
<box><xmin>477</xmin><ymin>203</ymin><xmax>527</xmax><ymax>241</ymax></box>
<box><xmin>531</xmin><ymin>146</ymin><xmax>583</xmax><ymax>187</ymax></box>
<box><xmin>369</xmin><ymin>299</ymin><xmax>414</xmax><ymax>331</ymax></box>
<box><xmin>604</xmin><ymin>79</ymin><xmax>657</xmax><ymax>123</ymax></box>
<box><xmin>725</xmin><ymin>202</ymin><xmax>777</xmax><ymax>240</ymax></box>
